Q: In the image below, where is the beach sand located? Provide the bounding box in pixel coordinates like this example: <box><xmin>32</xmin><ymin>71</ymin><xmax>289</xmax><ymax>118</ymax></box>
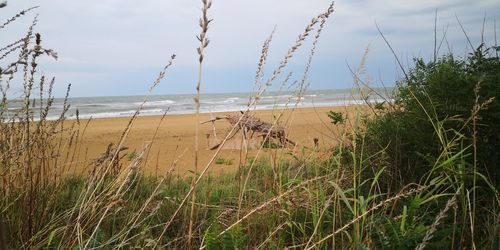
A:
<box><xmin>64</xmin><ymin>105</ymin><xmax>366</xmax><ymax>176</ymax></box>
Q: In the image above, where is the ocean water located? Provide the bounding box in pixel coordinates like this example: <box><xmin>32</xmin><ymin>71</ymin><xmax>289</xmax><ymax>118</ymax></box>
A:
<box><xmin>5</xmin><ymin>88</ymin><xmax>393</xmax><ymax>120</ymax></box>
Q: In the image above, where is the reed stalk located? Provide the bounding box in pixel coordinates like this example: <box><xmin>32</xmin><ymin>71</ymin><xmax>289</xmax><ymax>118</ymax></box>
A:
<box><xmin>189</xmin><ymin>0</ymin><xmax>212</xmax><ymax>248</ymax></box>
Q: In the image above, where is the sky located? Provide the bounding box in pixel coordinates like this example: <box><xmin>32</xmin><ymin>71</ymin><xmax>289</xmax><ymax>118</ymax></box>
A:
<box><xmin>1</xmin><ymin>0</ymin><xmax>499</xmax><ymax>97</ymax></box>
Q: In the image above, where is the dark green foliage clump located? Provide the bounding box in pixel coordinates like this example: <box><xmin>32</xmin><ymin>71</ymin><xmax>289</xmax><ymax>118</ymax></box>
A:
<box><xmin>364</xmin><ymin>45</ymin><xmax>500</xmax><ymax>187</ymax></box>
<box><xmin>327</xmin><ymin>111</ymin><xmax>345</xmax><ymax>124</ymax></box>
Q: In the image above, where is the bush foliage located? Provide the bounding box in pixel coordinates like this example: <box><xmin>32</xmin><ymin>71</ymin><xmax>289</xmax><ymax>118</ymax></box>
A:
<box><xmin>364</xmin><ymin>45</ymin><xmax>499</xmax><ymax>187</ymax></box>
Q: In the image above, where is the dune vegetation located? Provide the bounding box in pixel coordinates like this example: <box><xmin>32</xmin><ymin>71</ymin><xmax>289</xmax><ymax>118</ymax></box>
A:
<box><xmin>1</xmin><ymin>1</ymin><xmax>498</xmax><ymax>249</ymax></box>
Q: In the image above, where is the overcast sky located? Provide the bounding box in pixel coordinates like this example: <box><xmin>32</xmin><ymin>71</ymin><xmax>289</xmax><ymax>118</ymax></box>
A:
<box><xmin>2</xmin><ymin>0</ymin><xmax>499</xmax><ymax>97</ymax></box>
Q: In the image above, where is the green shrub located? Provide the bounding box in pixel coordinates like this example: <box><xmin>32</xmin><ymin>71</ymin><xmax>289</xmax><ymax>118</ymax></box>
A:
<box><xmin>364</xmin><ymin>44</ymin><xmax>499</xmax><ymax>187</ymax></box>
<box><xmin>215</xmin><ymin>157</ymin><xmax>234</xmax><ymax>165</ymax></box>
<box><xmin>327</xmin><ymin>111</ymin><xmax>344</xmax><ymax>124</ymax></box>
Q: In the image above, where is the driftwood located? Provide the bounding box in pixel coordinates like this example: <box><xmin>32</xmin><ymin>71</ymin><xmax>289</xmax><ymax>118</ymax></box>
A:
<box><xmin>202</xmin><ymin>112</ymin><xmax>296</xmax><ymax>150</ymax></box>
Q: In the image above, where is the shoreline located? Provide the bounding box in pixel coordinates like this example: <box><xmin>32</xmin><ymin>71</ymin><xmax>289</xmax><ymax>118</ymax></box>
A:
<box><xmin>59</xmin><ymin>100</ymin><xmax>377</xmax><ymax>121</ymax></box>
<box><xmin>8</xmin><ymin>87</ymin><xmax>391</xmax><ymax>121</ymax></box>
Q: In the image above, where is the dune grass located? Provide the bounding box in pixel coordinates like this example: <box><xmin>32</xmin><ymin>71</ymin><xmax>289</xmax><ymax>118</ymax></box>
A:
<box><xmin>1</xmin><ymin>1</ymin><xmax>499</xmax><ymax>249</ymax></box>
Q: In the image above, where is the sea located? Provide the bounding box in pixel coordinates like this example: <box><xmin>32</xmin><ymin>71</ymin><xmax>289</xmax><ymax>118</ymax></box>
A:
<box><xmin>5</xmin><ymin>88</ymin><xmax>393</xmax><ymax>120</ymax></box>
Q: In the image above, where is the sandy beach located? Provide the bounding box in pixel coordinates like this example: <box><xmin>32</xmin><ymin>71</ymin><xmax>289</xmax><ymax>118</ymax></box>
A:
<box><xmin>64</xmin><ymin>105</ymin><xmax>365</xmax><ymax>176</ymax></box>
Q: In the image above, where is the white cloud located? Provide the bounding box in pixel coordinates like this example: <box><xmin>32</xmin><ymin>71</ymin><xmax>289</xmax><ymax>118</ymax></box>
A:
<box><xmin>2</xmin><ymin>0</ymin><xmax>499</xmax><ymax>96</ymax></box>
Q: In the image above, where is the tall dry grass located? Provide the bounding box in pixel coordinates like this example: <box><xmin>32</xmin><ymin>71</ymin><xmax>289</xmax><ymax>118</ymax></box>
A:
<box><xmin>1</xmin><ymin>1</ymin><xmax>498</xmax><ymax>249</ymax></box>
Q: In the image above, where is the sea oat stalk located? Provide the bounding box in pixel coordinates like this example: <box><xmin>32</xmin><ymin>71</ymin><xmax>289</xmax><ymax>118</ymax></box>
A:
<box><xmin>189</xmin><ymin>0</ymin><xmax>212</xmax><ymax>248</ymax></box>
